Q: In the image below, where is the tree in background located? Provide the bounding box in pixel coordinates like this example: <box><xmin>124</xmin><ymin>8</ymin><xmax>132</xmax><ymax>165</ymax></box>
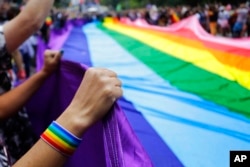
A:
<box><xmin>100</xmin><ymin>0</ymin><xmax>249</xmax><ymax>9</ymax></box>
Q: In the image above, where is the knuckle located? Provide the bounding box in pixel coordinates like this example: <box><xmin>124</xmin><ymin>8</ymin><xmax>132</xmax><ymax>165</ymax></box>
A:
<box><xmin>87</xmin><ymin>67</ymin><xmax>98</xmax><ymax>75</ymax></box>
<box><xmin>103</xmin><ymin>86</ymin><xmax>113</xmax><ymax>97</ymax></box>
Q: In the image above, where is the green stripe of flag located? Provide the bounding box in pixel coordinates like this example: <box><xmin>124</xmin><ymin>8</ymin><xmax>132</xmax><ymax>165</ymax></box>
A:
<box><xmin>98</xmin><ymin>24</ymin><xmax>250</xmax><ymax>118</ymax></box>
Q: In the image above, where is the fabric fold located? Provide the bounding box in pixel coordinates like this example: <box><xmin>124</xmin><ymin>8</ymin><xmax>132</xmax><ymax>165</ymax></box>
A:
<box><xmin>26</xmin><ymin>60</ymin><xmax>152</xmax><ymax>167</ymax></box>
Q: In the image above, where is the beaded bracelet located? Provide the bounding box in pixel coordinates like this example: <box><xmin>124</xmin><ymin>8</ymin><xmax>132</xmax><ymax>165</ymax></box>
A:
<box><xmin>40</xmin><ymin>121</ymin><xmax>82</xmax><ymax>156</ymax></box>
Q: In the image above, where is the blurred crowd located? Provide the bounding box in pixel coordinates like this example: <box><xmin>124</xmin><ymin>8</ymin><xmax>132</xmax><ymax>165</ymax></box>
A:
<box><xmin>117</xmin><ymin>2</ymin><xmax>250</xmax><ymax>38</ymax></box>
<box><xmin>1</xmin><ymin>0</ymin><xmax>250</xmax><ymax>83</ymax></box>
<box><xmin>68</xmin><ymin>2</ymin><xmax>250</xmax><ymax>39</ymax></box>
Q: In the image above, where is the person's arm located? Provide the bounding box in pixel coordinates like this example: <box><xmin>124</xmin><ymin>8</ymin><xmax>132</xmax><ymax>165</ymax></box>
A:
<box><xmin>13</xmin><ymin>67</ymin><xmax>123</xmax><ymax>167</ymax></box>
<box><xmin>0</xmin><ymin>50</ymin><xmax>61</xmax><ymax>119</ymax></box>
<box><xmin>12</xmin><ymin>49</ymin><xmax>26</xmax><ymax>79</ymax></box>
<box><xmin>3</xmin><ymin>0</ymin><xmax>55</xmax><ymax>52</ymax></box>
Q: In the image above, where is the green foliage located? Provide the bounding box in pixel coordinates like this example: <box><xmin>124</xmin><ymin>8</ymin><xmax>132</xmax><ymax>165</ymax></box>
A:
<box><xmin>124</xmin><ymin>0</ymin><xmax>143</xmax><ymax>9</ymax></box>
<box><xmin>14</xmin><ymin>0</ymin><xmax>250</xmax><ymax>8</ymax></box>
<box><xmin>54</xmin><ymin>0</ymin><xmax>70</xmax><ymax>7</ymax></box>
<box><xmin>100</xmin><ymin>0</ymin><xmax>248</xmax><ymax>8</ymax></box>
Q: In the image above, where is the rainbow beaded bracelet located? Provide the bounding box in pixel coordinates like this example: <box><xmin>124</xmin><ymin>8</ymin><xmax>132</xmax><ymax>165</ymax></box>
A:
<box><xmin>40</xmin><ymin>121</ymin><xmax>82</xmax><ymax>156</ymax></box>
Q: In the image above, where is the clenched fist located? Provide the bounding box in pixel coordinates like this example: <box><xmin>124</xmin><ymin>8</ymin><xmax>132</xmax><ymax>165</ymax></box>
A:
<box><xmin>57</xmin><ymin>67</ymin><xmax>123</xmax><ymax>137</ymax></box>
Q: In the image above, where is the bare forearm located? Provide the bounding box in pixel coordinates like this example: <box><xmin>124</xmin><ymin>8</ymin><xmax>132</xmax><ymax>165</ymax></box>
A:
<box><xmin>0</xmin><ymin>71</ymin><xmax>50</xmax><ymax>118</ymax></box>
<box><xmin>4</xmin><ymin>0</ymin><xmax>55</xmax><ymax>51</ymax></box>
<box><xmin>0</xmin><ymin>50</ymin><xmax>62</xmax><ymax>118</ymax></box>
<box><xmin>12</xmin><ymin>50</ymin><xmax>24</xmax><ymax>71</ymax></box>
<box><xmin>20</xmin><ymin>0</ymin><xmax>54</xmax><ymax>27</ymax></box>
<box><xmin>13</xmin><ymin>115</ymin><xmax>88</xmax><ymax>167</ymax></box>
<box><xmin>13</xmin><ymin>140</ymin><xmax>67</xmax><ymax>167</ymax></box>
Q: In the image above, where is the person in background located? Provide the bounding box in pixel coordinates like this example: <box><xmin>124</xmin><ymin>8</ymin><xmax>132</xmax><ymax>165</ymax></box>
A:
<box><xmin>18</xmin><ymin>35</ymin><xmax>34</xmax><ymax>78</ymax></box>
<box><xmin>217</xmin><ymin>6</ymin><xmax>230</xmax><ymax>36</ymax></box>
<box><xmin>12</xmin><ymin>49</ymin><xmax>26</xmax><ymax>80</ymax></box>
<box><xmin>169</xmin><ymin>8</ymin><xmax>180</xmax><ymax>24</ymax></box>
<box><xmin>196</xmin><ymin>6</ymin><xmax>209</xmax><ymax>33</ymax></box>
<box><xmin>207</xmin><ymin>5</ymin><xmax>218</xmax><ymax>35</ymax></box>
<box><xmin>0</xmin><ymin>2</ymin><xmax>26</xmax><ymax>82</ymax></box>
<box><xmin>40</xmin><ymin>15</ymin><xmax>53</xmax><ymax>44</ymax></box>
<box><xmin>232</xmin><ymin>3</ymin><xmax>248</xmax><ymax>37</ymax></box>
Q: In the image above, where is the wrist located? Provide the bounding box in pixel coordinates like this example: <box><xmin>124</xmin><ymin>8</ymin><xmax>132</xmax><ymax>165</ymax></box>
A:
<box><xmin>55</xmin><ymin>107</ymin><xmax>91</xmax><ymax>138</ymax></box>
<box><xmin>40</xmin><ymin>121</ymin><xmax>82</xmax><ymax>156</ymax></box>
<box><xmin>39</xmin><ymin>68</ymin><xmax>52</xmax><ymax>78</ymax></box>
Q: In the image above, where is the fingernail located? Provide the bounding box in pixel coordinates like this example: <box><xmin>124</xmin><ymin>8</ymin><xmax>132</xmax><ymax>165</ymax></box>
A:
<box><xmin>60</xmin><ymin>50</ymin><xmax>64</xmax><ymax>55</ymax></box>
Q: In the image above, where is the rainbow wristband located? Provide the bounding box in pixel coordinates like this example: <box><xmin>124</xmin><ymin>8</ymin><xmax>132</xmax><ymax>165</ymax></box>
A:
<box><xmin>40</xmin><ymin>121</ymin><xmax>82</xmax><ymax>156</ymax></box>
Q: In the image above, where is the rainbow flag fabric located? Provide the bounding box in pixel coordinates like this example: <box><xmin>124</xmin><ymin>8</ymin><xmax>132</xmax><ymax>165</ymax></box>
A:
<box><xmin>27</xmin><ymin>16</ymin><xmax>250</xmax><ymax>167</ymax></box>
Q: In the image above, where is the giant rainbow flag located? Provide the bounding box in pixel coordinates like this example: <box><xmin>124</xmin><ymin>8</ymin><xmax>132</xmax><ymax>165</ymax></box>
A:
<box><xmin>27</xmin><ymin>16</ymin><xmax>250</xmax><ymax>167</ymax></box>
